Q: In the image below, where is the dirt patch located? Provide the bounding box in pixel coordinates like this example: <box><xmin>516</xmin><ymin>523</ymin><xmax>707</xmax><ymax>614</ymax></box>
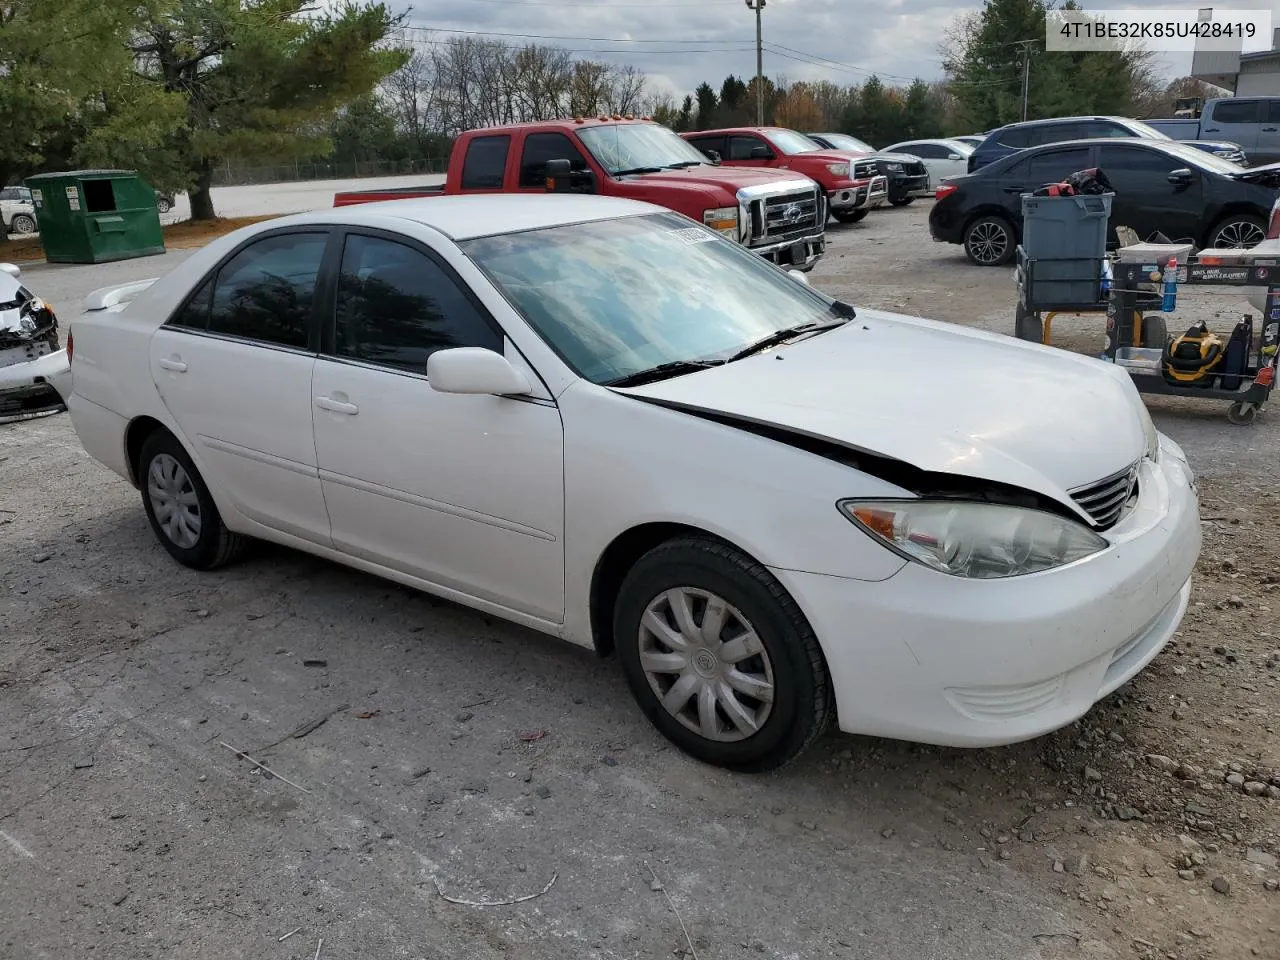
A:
<box><xmin>0</xmin><ymin>216</ymin><xmax>278</xmax><ymax>265</ymax></box>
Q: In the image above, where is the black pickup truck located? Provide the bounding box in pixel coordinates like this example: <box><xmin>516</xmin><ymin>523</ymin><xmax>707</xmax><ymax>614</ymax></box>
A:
<box><xmin>806</xmin><ymin>132</ymin><xmax>931</xmax><ymax>206</ymax></box>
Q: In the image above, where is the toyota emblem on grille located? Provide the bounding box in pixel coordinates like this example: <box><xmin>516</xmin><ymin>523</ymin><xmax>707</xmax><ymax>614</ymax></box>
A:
<box><xmin>784</xmin><ymin>203</ymin><xmax>803</xmax><ymax>224</ymax></box>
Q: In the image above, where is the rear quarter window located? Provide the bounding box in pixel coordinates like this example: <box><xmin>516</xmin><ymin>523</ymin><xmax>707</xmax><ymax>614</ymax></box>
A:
<box><xmin>461</xmin><ymin>135</ymin><xmax>511</xmax><ymax>190</ymax></box>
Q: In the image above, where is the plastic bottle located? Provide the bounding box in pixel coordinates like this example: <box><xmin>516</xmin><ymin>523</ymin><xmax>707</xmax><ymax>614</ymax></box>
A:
<box><xmin>1162</xmin><ymin>257</ymin><xmax>1178</xmax><ymax>313</ymax></box>
<box><xmin>1100</xmin><ymin>259</ymin><xmax>1113</xmax><ymax>296</ymax></box>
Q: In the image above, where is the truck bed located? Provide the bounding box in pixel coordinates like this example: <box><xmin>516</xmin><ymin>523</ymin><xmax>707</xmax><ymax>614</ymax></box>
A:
<box><xmin>333</xmin><ymin>184</ymin><xmax>446</xmax><ymax>207</ymax></box>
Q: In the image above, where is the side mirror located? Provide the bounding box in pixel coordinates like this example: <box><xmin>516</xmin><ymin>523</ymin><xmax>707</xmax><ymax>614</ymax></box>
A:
<box><xmin>706</xmin><ymin>150</ymin><xmax>722</xmax><ymax>164</ymax></box>
<box><xmin>947</xmin><ymin>154</ymin><xmax>963</xmax><ymax>161</ymax></box>
<box><xmin>545</xmin><ymin>158</ymin><xmax>595</xmax><ymax>194</ymax></box>
<box><xmin>1167</xmin><ymin>167</ymin><xmax>1194</xmax><ymax>186</ymax></box>
<box><xmin>427</xmin><ymin>347</ymin><xmax>532</xmax><ymax>396</ymax></box>
<box><xmin>749</xmin><ymin>146</ymin><xmax>772</xmax><ymax>160</ymax></box>
<box><xmin>787</xmin><ymin>269</ymin><xmax>810</xmax><ymax>286</ymax></box>
<box><xmin>0</xmin><ymin>263</ymin><xmax>20</xmax><ymax>279</ymax></box>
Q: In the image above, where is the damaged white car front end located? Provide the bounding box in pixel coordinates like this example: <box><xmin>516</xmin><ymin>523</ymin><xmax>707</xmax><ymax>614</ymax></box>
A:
<box><xmin>0</xmin><ymin>262</ymin><xmax>69</xmax><ymax>421</ymax></box>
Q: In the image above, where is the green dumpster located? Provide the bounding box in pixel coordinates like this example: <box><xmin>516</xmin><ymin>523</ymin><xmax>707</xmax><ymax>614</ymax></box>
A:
<box><xmin>24</xmin><ymin>170</ymin><xmax>165</xmax><ymax>264</ymax></box>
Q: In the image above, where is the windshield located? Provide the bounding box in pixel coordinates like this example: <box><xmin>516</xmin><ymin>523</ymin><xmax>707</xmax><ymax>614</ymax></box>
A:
<box><xmin>817</xmin><ymin>133</ymin><xmax>874</xmax><ymax>152</ymax></box>
<box><xmin>768</xmin><ymin>129</ymin><xmax>825</xmax><ymax>155</ymax></box>
<box><xmin>939</xmin><ymin>139</ymin><xmax>975</xmax><ymax>155</ymax></box>
<box><xmin>1157</xmin><ymin>140</ymin><xmax>1249</xmax><ymax>174</ymax></box>
<box><xmin>578</xmin><ymin>123</ymin><xmax>709</xmax><ymax>174</ymax></box>
<box><xmin>1123</xmin><ymin>119</ymin><xmax>1172</xmax><ymax>141</ymax></box>
<box><xmin>463</xmin><ymin>212</ymin><xmax>840</xmax><ymax>385</ymax></box>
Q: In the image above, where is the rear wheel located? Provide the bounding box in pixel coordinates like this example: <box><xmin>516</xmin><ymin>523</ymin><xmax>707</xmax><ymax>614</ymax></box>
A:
<box><xmin>614</xmin><ymin>537</ymin><xmax>833</xmax><ymax>771</ymax></box>
<box><xmin>10</xmin><ymin>214</ymin><xmax>36</xmax><ymax>234</ymax></box>
<box><xmin>831</xmin><ymin>209</ymin><xmax>868</xmax><ymax>224</ymax></box>
<box><xmin>138</xmin><ymin>430</ymin><xmax>247</xmax><ymax>569</ymax></box>
<box><xmin>156</xmin><ymin>197</ymin><xmax>173</xmax><ymax>214</ymax></box>
<box><xmin>964</xmin><ymin>215</ymin><xmax>1015</xmax><ymax>266</ymax></box>
<box><xmin>889</xmin><ymin>196</ymin><xmax>914</xmax><ymax>207</ymax></box>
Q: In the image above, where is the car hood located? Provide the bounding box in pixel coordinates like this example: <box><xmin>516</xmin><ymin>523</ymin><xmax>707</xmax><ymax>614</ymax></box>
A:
<box><xmin>1186</xmin><ymin>139</ymin><xmax>1243</xmax><ymax>151</ymax></box>
<box><xmin>866</xmin><ymin>152</ymin><xmax>926</xmax><ymax>165</ymax></box>
<box><xmin>631</xmin><ymin>166</ymin><xmax>816</xmax><ymax>191</ymax></box>
<box><xmin>620</xmin><ymin>309</ymin><xmax>1147</xmax><ymax>514</ymax></box>
<box><xmin>788</xmin><ymin>150</ymin><xmax>860</xmax><ymax>166</ymax></box>
<box><xmin>1229</xmin><ymin>160</ymin><xmax>1280</xmax><ymax>187</ymax></box>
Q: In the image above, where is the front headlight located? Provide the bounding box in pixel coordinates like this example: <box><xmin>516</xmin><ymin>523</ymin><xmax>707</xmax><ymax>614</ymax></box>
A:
<box><xmin>826</xmin><ymin>162</ymin><xmax>849</xmax><ymax>177</ymax></box>
<box><xmin>702</xmin><ymin>206</ymin><xmax>738</xmax><ymax>239</ymax></box>
<box><xmin>885</xmin><ymin>162</ymin><xmax>903</xmax><ymax>172</ymax></box>
<box><xmin>838</xmin><ymin>499</ymin><xmax>1107</xmax><ymax>579</ymax></box>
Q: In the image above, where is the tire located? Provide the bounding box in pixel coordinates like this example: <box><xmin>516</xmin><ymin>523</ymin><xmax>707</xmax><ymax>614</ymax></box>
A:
<box><xmin>10</xmin><ymin>214</ymin><xmax>36</xmax><ymax>234</ymax></box>
<box><xmin>889</xmin><ymin>196</ymin><xmax>914</xmax><ymax>207</ymax></box>
<box><xmin>1207</xmin><ymin>214</ymin><xmax>1265</xmax><ymax>249</ymax></box>
<box><xmin>963</xmin><ymin>215</ymin><xmax>1015</xmax><ymax>266</ymax></box>
<box><xmin>831</xmin><ymin>209</ymin><xmax>868</xmax><ymax>224</ymax></box>
<box><xmin>156</xmin><ymin>198</ymin><xmax>172</xmax><ymax>214</ymax></box>
<box><xmin>1227</xmin><ymin>401</ymin><xmax>1258</xmax><ymax>426</ymax></box>
<box><xmin>1137</xmin><ymin>313</ymin><xmax>1167</xmax><ymax>349</ymax></box>
<box><xmin>613</xmin><ymin>536</ymin><xmax>834</xmax><ymax>772</ymax></box>
<box><xmin>138</xmin><ymin>430</ymin><xmax>247</xmax><ymax>570</ymax></box>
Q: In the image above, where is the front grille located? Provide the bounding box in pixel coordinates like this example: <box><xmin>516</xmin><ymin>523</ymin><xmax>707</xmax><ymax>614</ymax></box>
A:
<box><xmin>853</xmin><ymin>160</ymin><xmax>877</xmax><ymax>180</ymax></box>
<box><xmin>905</xmin><ymin>160</ymin><xmax>927</xmax><ymax>177</ymax></box>
<box><xmin>1070</xmin><ymin>462</ymin><xmax>1140</xmax><ymax>529</ymax></box>
<box><xmin>747</xmin><ymin>186</ymin><xmax>823</xmax><ymax>246</ymax></box>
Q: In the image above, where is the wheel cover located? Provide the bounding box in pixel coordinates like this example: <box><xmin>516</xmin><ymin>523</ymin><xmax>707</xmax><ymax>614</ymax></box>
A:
<box><xmin>13</xmin><ymin>215</ymin><xmax>34</xmax><ymax>232</ymax></box>
<box><xmin>147</xmin><ymin>453</ymin><xmax>202</xmax><ymax>549</ymax></box>
<box><xmin>638</xmin><ymin>587</ymin><xmax>775</xmax><ymax>743</ymax></box>
<box><xmin>1213</xmin><ymin>220</ymin><xmax>1264</xmax><ymax>248</ymax></box>
<box><xmin>968</xmin><ymin>220</ymin><xmax>1008</xmax><ymax>263</ymax></box>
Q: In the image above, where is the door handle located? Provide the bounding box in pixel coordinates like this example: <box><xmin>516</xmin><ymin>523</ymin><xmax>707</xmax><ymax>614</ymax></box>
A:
<box><xmin>1204</xmin><ymin>128</ymin><xmax>1219</xmax><ymax>133</ymax></box>
<box><xmin>1264</xmin><ymin>127</ymin><xmax>1278</xmax><ymax>133</ymax></box>
<box><xmin>315</xmin><ymin>395</ymin><xmax>359</xmax><ymax>415</ymax></box>
<box><xmin>157</xmin><ymin>357</ymin><xmax>187</xmax><ymax>373</ymax></box>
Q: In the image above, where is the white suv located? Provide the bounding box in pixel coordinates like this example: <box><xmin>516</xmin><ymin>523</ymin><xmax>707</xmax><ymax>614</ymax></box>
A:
<box><xmin>1</xmin><ymin>186</ymin><xmax>37</xmax><ymax>235</ymax></box>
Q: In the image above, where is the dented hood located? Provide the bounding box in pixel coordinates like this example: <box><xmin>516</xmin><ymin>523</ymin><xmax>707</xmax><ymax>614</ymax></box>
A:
<box><xmin>622</xmin><ymin>309</ymin><xmax>1147</xmax><ymax>507</ymax></box>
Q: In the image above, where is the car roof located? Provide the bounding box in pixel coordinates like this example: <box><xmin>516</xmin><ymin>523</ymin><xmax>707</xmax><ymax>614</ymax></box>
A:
<box><xmin>686</xmin><ymin>127</ymin><xmax>800</xmax><ymax>136</ymax></box>
<box><xmin>992</xmin><ymin>116</ymin><xmax>1130</xmax><ymax>131</ymax></box>
<box><xmin>981</xmin><ymin>136</ymin><xmax>1186</xmax><ymax>170</ymax></box>
<box><xmin>273</xmin><ymin>194</ymin><xmax>664</xmax><ymax>241</ymax></box>
<box><xmin>464</xmin><ymin>118</ymin><xmax>657</xmax><ymax>135</ymax></box>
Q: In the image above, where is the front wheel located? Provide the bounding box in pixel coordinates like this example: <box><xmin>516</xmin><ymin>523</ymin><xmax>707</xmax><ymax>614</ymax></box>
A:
<box><xmin>139</xmin><ymin>430</ymin><xmax>248</xmax><ymax>570</ymax></box>
<box><xmin>964</xmin><ymin>215</ymin><xmax>1015</xmax><ymax>266</ymax></box>
<box><xmin>156</xmin><ymin>197</ymin><xmax>173</xmax><ymax>214</ymax></box>
<box><xmin>10</xmin><ymin>214</ymin><xmax>36</xmax><ymax>234</ymax></box>
<box><xmin>831</xmin><ymin>209</ymin><xmax>868</xmax><ymax>224</ymax></box>
<box><xmin>889</xmin><ymin>196</ymin><xmax>914</xmax><ymax>207</ymax></box>
<box><xmin>1227</xmin><ymin>401</ymin><xmax>1258</xmax><ymax>425</ymax></box>
<box><xmin>1208</xmin><ymin>215</ymin><xmax>1265</xmax><ymax>249</ymax></box>
<box><xmin>614</xmin><ymin>537</ymin><xmax>834</xmax><ymax>772</ymax></box>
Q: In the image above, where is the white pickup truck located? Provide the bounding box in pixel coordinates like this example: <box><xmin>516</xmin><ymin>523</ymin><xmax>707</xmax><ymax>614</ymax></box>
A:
<box><xmin>1148</xmin><ymin>97</ymin><xmax>1280</xmax><ymax>167</ymax></box>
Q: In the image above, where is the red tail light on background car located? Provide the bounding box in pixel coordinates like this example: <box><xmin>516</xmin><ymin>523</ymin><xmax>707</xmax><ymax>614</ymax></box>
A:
<box><xmin>1268</xmin><ymin>197</ymin><xmax>1280</xmax><ymax>240</ymax></box>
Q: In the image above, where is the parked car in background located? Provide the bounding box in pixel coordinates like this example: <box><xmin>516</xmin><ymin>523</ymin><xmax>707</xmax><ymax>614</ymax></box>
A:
<box><xmin>682</xmin><ymin>127</ymin><xmax>888</xmax><ymax>223</ymax></box>
<box><xmin>881</xmin><ymin>138</ymin><xmax>975</xmax><ymax>186</ymax></box>
<box><xmin>155</xmin><ymin>190</ymin><xmax>176</xmax><ymax>214</ymax></box>
<box><xmin>1</xmin><ymin>186</ymin><xmax>38</xmax><ymax>235</ymax></box>
<box><xmin>58</xmin><ymin>194</ymin><xmax>1199</xmax><ymax>770</ymax></box>
<box><xmin>334</xmin><ymin>118</ymin><xmax>828</xmax><ymax>271</ymax></box>
<box><xmin>931</xmin><ymin>138</ymin><xmax>1280</xmax><ymax>265</ymax></box>
<box><xmin>951</xmin><ymin>135</ymin><xmax>987</xmax><ymax>149</ymax></box>
<box><xmin>968</xmin><ymin>116</ymin><xmax>1248</xmax><ymax>172</ymax></box>
<box><xmin>0</xmin><ymin>262</ymin><xmax>67</xmax><ymax>419</ymax></box>
<box><xmin>804</xmin><ymin>132</ymin><xmax>931</xmax><ymax>206</ymax></box>
<box><xmin>1148</xmin><ymin>97</ymin><xmax>1280</xmax><ymax>166</ymax></box>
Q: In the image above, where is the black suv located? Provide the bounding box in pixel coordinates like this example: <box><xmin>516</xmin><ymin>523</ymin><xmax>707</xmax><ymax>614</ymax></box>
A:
<box><xmin>930</xmin><ymin>138</ymin><xmax>1280</xmax><ymax>266</ymax></box>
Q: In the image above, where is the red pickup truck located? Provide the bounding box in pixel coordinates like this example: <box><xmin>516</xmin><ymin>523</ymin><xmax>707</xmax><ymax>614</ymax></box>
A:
<box><xmin>333</xmin><ymin>118</ymin><xmax>828</xmax><ymax>270</ymax></box>
<box><xmin>682</xmin><ymin>127</ymin><xmax>889</xmax><ymax>224</ymax></box>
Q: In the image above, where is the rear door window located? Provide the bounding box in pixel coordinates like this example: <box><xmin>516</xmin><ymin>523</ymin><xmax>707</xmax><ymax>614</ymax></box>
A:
<box><xmin>1026</xmin><ymin>147</ymin><xmax>1093</xmax><ymax>182</ymax></box>
<box><xmin>205</xmin><ymin>232</ymin><xmax>328</xmax><ymax>349</ymax></box>
<box><xmin>996</xmin><ymin>127</ymin><xmax>1032</xmax><ymax>148</ymax></box>
<box><xmin>460</xmin><ymin>135</ymin><xmax>511</xmax><ymax>190</ymax></box>
<box><xmin>1211</xmin><ymin>100</ymin><xmax>1261</xmax><ymax>124</ymax></box>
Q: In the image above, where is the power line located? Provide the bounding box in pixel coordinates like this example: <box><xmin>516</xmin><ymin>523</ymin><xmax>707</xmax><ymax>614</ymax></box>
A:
<box><xmin>399</xmin><ymin>22</ymin><xmax>753</xmax><ymax>44</ymax></box>
<box><xmin>454</xmin><ymin>0</ymin><xmax>741</xmax><ymax>6</ymax></box>
<box><xmin>390</xmin><ymin>33</ymin><xmax>756</xmax><ymax>55</ymax></box>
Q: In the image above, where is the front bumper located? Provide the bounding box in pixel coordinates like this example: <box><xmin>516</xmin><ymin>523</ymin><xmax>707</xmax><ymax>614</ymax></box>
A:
<box><xmin>828</xmin><ymin>176</ymin><xmax>889</xmax><ymax>211</ymax></box>
<box><xmin>772</xmin><ymin>439</ymin><xmax>1200</xmax><ymax>747</ymax></box>
<box><xmin>0</xmin><ymin>347</ymin><xmax>69</xmax><ymax>419</ymax></box>
<box><xmin>889</xmin><ymin>173</ymin><xmax>931</xmax><ymax>198</ymax></box>
<box><xmin>750</xmin><ymin>231</ymin><xmax>826</xmax><ymax>272</ymax></box>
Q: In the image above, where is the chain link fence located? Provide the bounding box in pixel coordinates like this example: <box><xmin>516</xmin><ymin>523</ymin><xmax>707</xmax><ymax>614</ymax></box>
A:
<box><xmin>212</xmin><ymin>157</ymin><xmax>450</xmax><ymax>186</ymax></box>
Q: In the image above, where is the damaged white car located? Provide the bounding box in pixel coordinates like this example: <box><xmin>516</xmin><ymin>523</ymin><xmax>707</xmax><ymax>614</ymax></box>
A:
<box><xmin>59</xmin><ymin>195</ymin><xmax>1201</xmax><ymax>771</ymax></box>
<box><xmin>0</xmin><ymin>263</ymin><xmax>68</xmax><ymax>420</ymax></box>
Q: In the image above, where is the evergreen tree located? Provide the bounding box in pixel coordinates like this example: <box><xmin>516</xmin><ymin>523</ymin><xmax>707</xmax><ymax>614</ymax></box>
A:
<box><xmin>694</xmin><ymin>82</ymin><xmax>718</xmax><ymax>130</ymax></box>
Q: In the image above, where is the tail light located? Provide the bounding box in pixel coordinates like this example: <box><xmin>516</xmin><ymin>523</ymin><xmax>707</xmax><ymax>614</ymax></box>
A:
<box><xmin>1267</xmin><ymin>197</ymin><xmax>1280</xmax><ymax>240</ymax></box>
<box><xmin>66</xmin><ymin>330</ymin><xmax>73</xmax><ymax>364</ymax></box>
<box><xmin>935</xmin><ymin>183</ymin><xmax>958</xmax><ymax>201</ymax></box>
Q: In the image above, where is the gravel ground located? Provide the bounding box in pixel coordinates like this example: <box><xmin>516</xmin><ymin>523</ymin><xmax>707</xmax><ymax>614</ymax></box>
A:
<box><xmin>1</xmin><ymin>199</ymin><xmax>1277</xmax><ymax>960</ymax></box>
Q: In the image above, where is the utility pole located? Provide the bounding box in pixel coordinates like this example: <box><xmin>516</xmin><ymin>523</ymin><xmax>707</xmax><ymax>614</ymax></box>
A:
<box><xmin>746</xmin><ymin>0</ymin><xmax>766</xmax><ymax>126</ymax></box>
<box><xmin>1018</xmin><ymin>39</ymin><xmax>1032</xmax><ymax>122</ymax></box>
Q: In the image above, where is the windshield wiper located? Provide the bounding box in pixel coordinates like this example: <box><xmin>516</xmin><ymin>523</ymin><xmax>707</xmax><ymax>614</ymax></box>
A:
<box><xmin>666</xmin><ymin>160</ymin><xmax>704</xmax><ymax>169</ymax></box>
<box><xmin>605</xmin><ymin>359</ymin><xmax>723</xmax><ymax>388</ymax></box>
<box><xmin>726</xmin><ymin>316</ymin><xmax>850</xmax><ymax>363</ymax></box>
<box><xmin>613</xmin><ymin>166</ymin><xmax>665</xmax><ymax>176</ymax></box>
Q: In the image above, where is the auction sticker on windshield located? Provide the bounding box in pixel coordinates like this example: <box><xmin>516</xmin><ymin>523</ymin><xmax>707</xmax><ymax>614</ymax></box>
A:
<box><xmin>670</xmin><ymin>227</ymin><xmax>716</xmax><ymax>245</ymax></box>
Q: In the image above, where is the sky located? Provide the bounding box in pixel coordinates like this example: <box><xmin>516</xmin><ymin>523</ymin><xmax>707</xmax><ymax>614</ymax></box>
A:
<box><xmin>390</xmin><ymin>0</ymin><xmax>1280</xmax><ymax>99</ymax></box>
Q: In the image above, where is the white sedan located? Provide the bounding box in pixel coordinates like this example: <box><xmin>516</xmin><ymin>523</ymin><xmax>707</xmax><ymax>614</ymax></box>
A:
<box><xmin>59</xmin><ymin>195</ymin><xmax>1200</xmax><ymax>770</ymax></box>
<box><xmin>881</xmin><ymin>138</ymin><xmax>976</xmax><ymax>185</ymax></box>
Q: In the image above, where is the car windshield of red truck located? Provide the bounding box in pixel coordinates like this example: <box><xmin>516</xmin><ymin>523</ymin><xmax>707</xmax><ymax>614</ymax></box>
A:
<box><xmin>579</xmin><ymin>124</ymin><xmax>709</xmax><ymax>176</ymax></box>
